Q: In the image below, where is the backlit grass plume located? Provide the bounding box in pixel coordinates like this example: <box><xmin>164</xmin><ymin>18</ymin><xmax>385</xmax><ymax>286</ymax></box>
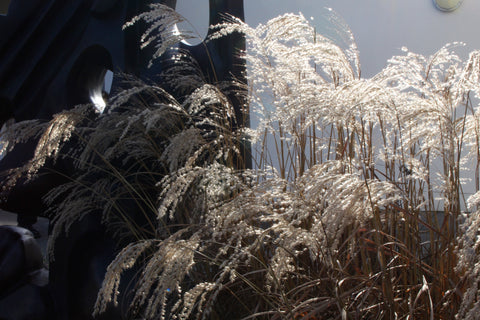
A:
<box><xmin>4</xmin><ymin>5</ymin><xmax>480</xmax><ymax>319</ymax></box>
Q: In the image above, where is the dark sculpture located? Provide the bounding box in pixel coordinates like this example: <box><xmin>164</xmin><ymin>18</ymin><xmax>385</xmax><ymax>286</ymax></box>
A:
<box><xmin>0</xmin><ymin>0</ymin><xmax>246</xmax><ymax>319</ymax></box>
<box><xmin>0</xmin><ymin>226</ymin><xmax>51</xmax><ymax>320</ymax></box>
<box><xmin>0</xmin><ymin>0</ymin><xmax>246</xmax><ymax>125</ymax></box>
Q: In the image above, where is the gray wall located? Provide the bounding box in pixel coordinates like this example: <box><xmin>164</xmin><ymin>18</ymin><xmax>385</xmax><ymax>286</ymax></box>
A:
<box><xmin>177</xmin><ymin>0</ymin><xmax>478</xmax><ymax>76</ymax></box>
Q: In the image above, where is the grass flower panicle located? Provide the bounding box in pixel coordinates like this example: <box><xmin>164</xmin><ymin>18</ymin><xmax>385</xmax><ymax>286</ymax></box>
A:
<box><xmin>5</xmin><ymin>5</ymin><xmax>480</xmax><ymax>319</ymax></box>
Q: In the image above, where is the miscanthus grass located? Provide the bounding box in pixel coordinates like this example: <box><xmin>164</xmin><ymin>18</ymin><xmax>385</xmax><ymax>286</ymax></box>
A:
<box><xmin>3</xmin><ymin>4</ymin><xmax>480</xmax><ymax>319</ymax></box>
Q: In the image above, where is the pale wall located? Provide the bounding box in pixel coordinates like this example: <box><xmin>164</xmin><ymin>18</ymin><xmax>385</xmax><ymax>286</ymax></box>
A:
<box><xmin>177</xmin><ymin>0</ymin><xmax>480</xmax><ymax>77</ymax></box>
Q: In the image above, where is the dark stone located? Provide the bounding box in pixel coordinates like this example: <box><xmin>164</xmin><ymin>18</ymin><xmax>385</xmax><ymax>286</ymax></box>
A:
<box><xmin>48</xmin><ymin>214</ymin><xmax>126</xmax><ymax>320</ymax></box>
<box><xmin>0</xmin><ymin>226</ymin><xmax>46</xmax><ymax>292</ymax></box>
<box><xmin>0</xmin><ymin>0</ymin><xmax>246</xmax><ymax>126</ymax></box>
<box><xmin>0</xmin><ymin>284</ymin><xmax>53</xmax><ymax>320</ymax></box>
<box><xmin>0</xmin><ymin>226</ymin><xmax>51</xmax><ymax>320</ymax></box>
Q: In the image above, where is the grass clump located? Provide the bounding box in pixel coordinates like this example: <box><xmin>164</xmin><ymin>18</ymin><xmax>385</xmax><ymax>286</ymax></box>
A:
<box><xmin>3</xmin><ymin>5</ymin><xmax>480</xmax><ymax>319</ymax></box>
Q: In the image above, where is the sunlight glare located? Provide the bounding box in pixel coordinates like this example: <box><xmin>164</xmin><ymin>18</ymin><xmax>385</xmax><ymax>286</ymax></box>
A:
<box><xmin>90</xmin><ymin>90</ymin><xmax>106</xmax><ymax>114</ymax></box>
